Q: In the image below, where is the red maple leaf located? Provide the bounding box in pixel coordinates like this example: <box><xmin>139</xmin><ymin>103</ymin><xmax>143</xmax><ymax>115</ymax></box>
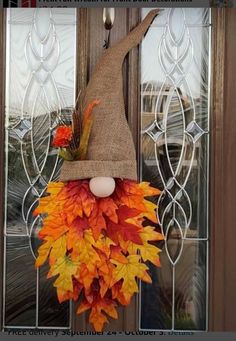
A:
<box><xmin>106</xmin><ymin>206</ymin><xmax>143</xmax><ymax>245</ymax></box>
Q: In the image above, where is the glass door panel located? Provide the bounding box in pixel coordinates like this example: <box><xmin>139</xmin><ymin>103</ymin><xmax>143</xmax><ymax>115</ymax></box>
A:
<box><xmin>3</xmin><ymin>8</ymin><xmax>76</xmax><ymax>329</ymax></box>
<box><xmin>140</xmin><ymin>8</ymin><xmax>211</xmax><ymax>331</ymax></box>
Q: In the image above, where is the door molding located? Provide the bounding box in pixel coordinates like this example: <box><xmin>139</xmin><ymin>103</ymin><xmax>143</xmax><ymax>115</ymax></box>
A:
<box><xmin>209</xmin><ymin>7</ymin><xmax>226</xmax><ymax>332</ymax></box>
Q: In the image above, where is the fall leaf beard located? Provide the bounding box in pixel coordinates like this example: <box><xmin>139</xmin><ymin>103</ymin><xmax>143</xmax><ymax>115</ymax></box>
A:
<box><xmin>34</xmin><ymin>178</ymin><xmax>163</xmax><ymax>331</ymax></box>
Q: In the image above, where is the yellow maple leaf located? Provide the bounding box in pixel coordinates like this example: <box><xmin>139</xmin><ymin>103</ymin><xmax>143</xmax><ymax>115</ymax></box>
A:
<box><xmin>49</xmin><ymin>235</ymin><xmax>67</xmax><ymax>265</ymax></box>
<box><xmin>141</xmin><ymin>199</ymin><xmax>158</xmax><ymax>223</ymax></box>
<box><xmin>140</xmin><ymin>226</ymin><xmax>164</xmax><ymax>242</ymax></box>
<box><xmin>139</xmin><ymin>182</ymin><xmax>161</xmax><ymax>197</ymax></box>
<box><xmin>127</xmin><ymin>227</ymin><xmax>163</xmax><ymax>267</ymax></box>
<box><xmin>76</xmin><ymin>230</ymin><xmax>101</xmax><ymax>272</ymax></box>
<box><xmin>128</xmin><ymin>242</ymin><xmax>162</xmax><ymax>267</ymax></box>
<box><xmin>48</xmin><ymin>256</ymin><xmax>79</xmax><ymax>292</ymax></box>
<box><xmin>47</xmin><ymin>182</ymin><xmax>65</xmax><ymax>196</ymax></box>
<box><xmin>35</xmin><ymin>237</ymin><xmax>54</xmax><ymax>268</ymax></box>
<box><xmin>110</xmin><ymin>255</ymin><xmax>152</xmax><ymax>302</ymax></box>
<box><xmin>94</xmin><ymin>236</ymin><xmax>115</xmax><ymax>258</ymax></box>
<box><xmin>34</xmin><ymin>182</ymin><xmax>65</xmax><ymax>216</ymax></box>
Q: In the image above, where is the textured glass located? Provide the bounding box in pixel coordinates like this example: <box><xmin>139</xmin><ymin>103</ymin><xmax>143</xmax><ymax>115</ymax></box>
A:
<box><xmin>140</xmin><ymin>8</ymin><xmax>210</xmax><ymax>331</ymax></box>
<box><xmin>3</xmin><ymin>8</ymin><xmax>76</xmax><ymax>329</ymax></box>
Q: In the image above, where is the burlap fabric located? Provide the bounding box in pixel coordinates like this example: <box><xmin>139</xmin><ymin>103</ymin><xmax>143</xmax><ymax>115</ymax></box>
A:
<box><xmin>59</xmin><ymin>9</ymin><xmax>159</xmax><ymax>182</ymax></box>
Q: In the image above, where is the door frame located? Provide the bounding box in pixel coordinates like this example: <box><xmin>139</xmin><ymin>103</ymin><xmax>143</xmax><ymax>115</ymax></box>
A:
<box><xmin>0</xmin><ymin>6</ymin><xmax>235</xmax><ymax>332</ymax></box>
<box><xmin>209</xmin><ymin>8</ymin><xmax>236</xmax><ymax>331</ymax></box>
<box><xmin>209</xmin><ymin>7</ymin><xmax>226</xmax><ymax>331</ymax></box>
<box><xmin>0</xmin><ymin>8</ymin><xmax>6</xmax><ymax>333</ymax></box>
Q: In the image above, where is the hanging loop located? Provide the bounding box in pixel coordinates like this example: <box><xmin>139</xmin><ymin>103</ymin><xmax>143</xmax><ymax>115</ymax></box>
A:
<box><xmin>103</xmin><ymin>8</ymin><xmax>115</xmax><ymax>49</ymax></box>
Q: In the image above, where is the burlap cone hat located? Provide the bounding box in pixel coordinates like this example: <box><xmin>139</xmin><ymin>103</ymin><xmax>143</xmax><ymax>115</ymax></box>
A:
<box><xmin>60</xmin><ymin>9</ymin><xmax>159</xmax><ymax>182</ymax></box>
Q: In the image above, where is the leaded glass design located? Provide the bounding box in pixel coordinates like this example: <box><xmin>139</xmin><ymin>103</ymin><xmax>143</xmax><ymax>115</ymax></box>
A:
<box><xmin>3</xmin><ymin>8</ymin><xmax>76</xmax><ymax>329</ymax></box>
<box><xmin>140</xmin><ymin>8</ymin><xmax>211</xmax><ymax>331</ymax></box>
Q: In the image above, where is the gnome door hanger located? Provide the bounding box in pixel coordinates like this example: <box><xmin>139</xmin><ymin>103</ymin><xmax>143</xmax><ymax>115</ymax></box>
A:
<box><xmin>59</xmin><ymin>9</ymin><xmax>160</xmax><ymax>196</ymax></box>
<box><xmin>35</xmin><ymin>9</ymin><xmax>163</xmax><ymax>332</ymax></box>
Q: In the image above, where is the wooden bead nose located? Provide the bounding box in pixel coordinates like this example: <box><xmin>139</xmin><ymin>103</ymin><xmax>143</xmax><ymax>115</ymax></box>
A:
<box><xmin>89</xmin><ymin>177</ymin><xmax>116</xmax><ymax>197</ymax></box>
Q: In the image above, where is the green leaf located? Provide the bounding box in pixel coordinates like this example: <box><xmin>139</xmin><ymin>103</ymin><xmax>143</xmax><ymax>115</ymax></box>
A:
<box><xmin>59</xmin><ymin>148</ymin><xmax>74</xmax><ymax>161</ymax></box>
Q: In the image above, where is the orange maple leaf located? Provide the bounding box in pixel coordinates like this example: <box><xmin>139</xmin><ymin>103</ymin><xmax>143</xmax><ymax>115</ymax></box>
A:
<box><xmin>114</xmin><ymin>180</ymin><xmax>160</xmax><ymax>224</ymax></box>
<box><xmin>66</xmin><ymin>217</ymin><xmax>89</xmax><ymax>251</ymax></box>
<box><xmin>38</xmin><ymin>215</ymin><xmax>69</xmax><ymax>241</ymax></box>
<box><xmin>99</xmin><ymin>197</ymin><xmax>118</xmax><ymax>223</ymax></box>
<box><xmin>77</xmin><ymin>297</ymin><xmax>118</xmax><ymax>332</ymax></box>
<box><xmin>61</xmin><ymin>181</ymin><xmax>96</xmax><ymax>223</ymax></box>
<box><xmin>88</xmin><ymin>206</ymin><xmax>106</xmax><ymax>240</ymax></box>
<box><xmin>78</xmin><ymin>264</ymin><xmax>98</xmax><ymax>292</ymax></box>
<box><xmin>114</xmin><ymin>179</ymin><xmax>146</xmax><ymax>210</ymax></box>
<box><xmin>110</xmin><ymin>246</ymin><xmax>128</xmax><ymax>264</ymax></box>
<box><xmin>98</xmin><ymin>261</ymin><xmax>115</xmax><ymax>298</ymax></box>
<box><xmin>77</xmin><ymin>264</ymin><xmax>98</xmax><ymax>291</ymax></box>
<box><xmin>111</xmin><ymin>281</ymin><xmax>130</xmax><ymax>306</ymax></box>
<box><xmin>87</xmin><ymin>195</ymin><xmax>118</xmax><ymax>241</ymax></box>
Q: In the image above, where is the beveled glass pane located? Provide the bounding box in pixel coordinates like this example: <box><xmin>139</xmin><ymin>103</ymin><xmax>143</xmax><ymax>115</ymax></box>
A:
<box><xmin>141</xmin><ymin>247</ymin><xmax>173</xmax><ymax>330</ymax></box>
<box><xmin>5</xmin><ymin>237</ymin><xmax>36</xmax><ymax>326</ymax></box>
<box><xmin>38</xmin><ymin>264</ymin><xmax>70</xmax><ymax>327</ymax></box>
<box><xmin>174</xmin><ymin>241</ymin><xmax>207</xmax><ymax>330</ymax></box>
<box><xmin>140</xmin><ymin>8</ymin><xmax>210</xmax><ymax>331</ymax></box>
<box><xmin>4</xmin><ymin>8</ymin><xmax>76</xmax><ymax>329</ymax></box>
<box><xmin>141</xmin><ymin>241</ymin><xmax>207</xmax><ymax>330</ymax></box>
